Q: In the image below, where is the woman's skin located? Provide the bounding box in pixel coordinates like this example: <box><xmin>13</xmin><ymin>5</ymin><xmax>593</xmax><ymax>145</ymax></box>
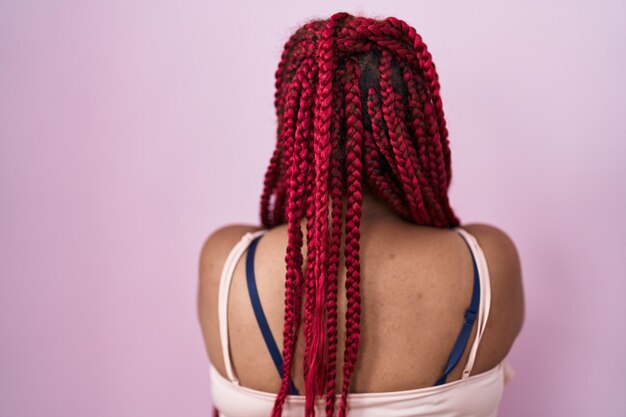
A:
<box><xmin>198</xmin><ymin>191</ymin><xmax>524</xmax><ymax>394</ymax></box>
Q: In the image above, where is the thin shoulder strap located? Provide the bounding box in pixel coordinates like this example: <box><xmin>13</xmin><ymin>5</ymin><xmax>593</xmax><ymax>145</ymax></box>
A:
<box><xmin>434</xmin><ymin>228</ymin><xmax>480</xmax><ymax>386</ymax></box>
<box><xmin>455</xmin><ymin>227</ymin><xmax>493</xmax><ymax>379</ymax></box>
<box><xmin>217</xmin><ymin>229</ymin><xmax>267</xmax><ymax>383</ymax></box>
<box><xmin>246</xmin><ymin>235</ymin><xmax>299</xmax><ymax>395</ymax></box>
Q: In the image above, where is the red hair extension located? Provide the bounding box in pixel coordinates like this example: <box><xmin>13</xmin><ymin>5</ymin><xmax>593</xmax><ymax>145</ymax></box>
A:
<box><xmin>384</xmin><ymin>17</ymin><xmax>452</xmax><ymax>182</ymax></box>
<box><xmin>401</xmin><ymin>63</ymin><xmax>459</xmax><ymax>224</ymax></box>
<box><xmin>364</xmin><ymin>88</ymin><xmax>401</xmax><ymax>180</ymax></box>
<box><xmin>272</xmin><ymin>58</ymin><xmax>317</xmax><ymax>414</ymax></box>
<box><xmin>305</xmin><ymin>14</ymin><xmax>350</xmax><ymax>416</ymax></box>
<box><xmin>364</xmin><ymin>90</ymin><xmax>411</xmax><ymax>218</ymax></box>
<box><xmin>379</xmin><ymin>49</ymin><xmax>441</xmax><ymax>226</ymax></box>
<box><xmin>260</xmin><ymin>13</ymin><xmax>461</xmax><ymax>416</ymax></box>
<box><xmin>324</xmin><ymin>65</ymin><xmax>346</xmax><ymax>417</ymax></box>
<box><xmin>337</xmin><ymin>57</ymin><xmax>364</xmax><ymax>417</ymax></box>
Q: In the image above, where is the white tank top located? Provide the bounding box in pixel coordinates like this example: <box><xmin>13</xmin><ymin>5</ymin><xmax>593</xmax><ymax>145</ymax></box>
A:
<box><xmin>210</xmin><ymin>227</ymin><xmax>515</xmax><ymax>416</ymax></box>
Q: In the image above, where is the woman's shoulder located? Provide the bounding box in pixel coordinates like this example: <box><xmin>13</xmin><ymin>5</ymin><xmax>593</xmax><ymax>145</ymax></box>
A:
<box><xmin>199</xmin><ymin>223</ymin><xmax>262</xmax><ymax>275</ymax></box>
<box><xmin>197</xmin><ymin>223</ymin><xmax>262</xmax><ymax>372</ymax></box>
<box><xmin>460</xmin><ymin>223</ymin><xmax>524</xmax><ymax>305</ymax></box>
<box><xmin>460</xmin><ymin>223</ymin><xmax>520</xmax><ymax>263</ymax></box>
<box><xmin>460</xmin><ymin>222</ymin><xmax>526</xmax><ymax>364</ymax></box>
<box><xmin>197</xmin><ymin>223</ymin><xmax>262</xmax><ymax>312</ymax></box>
<box><xmin>388</xmin><ymin>221</ymin><xmax>524</xmax><ymax>378</ymax></box>
<box><xmin>201</xmin><ymin>223</ymin><xmax>263</xmax><ymax>248</ymax></box>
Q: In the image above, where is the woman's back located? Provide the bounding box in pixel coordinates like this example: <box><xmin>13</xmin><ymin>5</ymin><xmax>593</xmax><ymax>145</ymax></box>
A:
<box><xmin>198</xmin><ymin>198</ymin><xmax>524</xmax><ymax>399</ymax></box>
<box><xmin>199</xmin><ymin>12</ymin><xmax>525</xmax><ymax>416</ymax></box>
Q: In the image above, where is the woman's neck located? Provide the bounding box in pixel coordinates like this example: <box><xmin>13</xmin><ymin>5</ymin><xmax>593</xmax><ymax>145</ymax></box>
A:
<box><xmin>296</xmin><ymin>192</ymin><xmax>398</xmax><ymax>230</ymax></box>
<box><xmin>361</xmin><ymin>193</ymin><xmax>395</xmax><ymax>219</ymax></box>
<box><xmin>337</xmin><ymin>192</ymin><xmax>395</xmax><ymax>221</ymax></box>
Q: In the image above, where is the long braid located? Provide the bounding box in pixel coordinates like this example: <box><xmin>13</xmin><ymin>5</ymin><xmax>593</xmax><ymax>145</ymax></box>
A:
<box><xmin>400</xmin><ymin>63</ymin><xmax>439</xmax><ymax>191</ymax></box>
<box><xmin>401</xmin><ymin>62</ymin><xmax>459</xmax><ymax>224</ymax></box>
<box><xmin>338</xmin><ymin>57</ymin><xmax>364</xmax><ymax>417</ymax></box>
<box><xmin>262</xmin><ymin>30</ymin><xmax>301</xmax><ymax>227</ymax></box>
<box><xmin>264</xmin><ymin>21</ymin><xmax>325</xmax><ymax>227</ymax></box>
<box><xmin>365</xmin><ymin>87</ymin><xmax>401</xmax><ymax>181</ymax></box>
<box><xmin>302</xmin><ymin>162</ymin><xmax>317</xmax><ymax>385</ymax></box>
<box><xmin>258</xmin><ymin>13</ymin><xmax>461</xmax><ymax>417</ymax></box>
<box><xmin>390</xmin><ymin>59</ymin><xmax>447</xmax><ymax>227</ymax></box>
<box><xmin>378</xmin><ymin>50</ymin><xmax>431</xmax><ymax>224</ymax></box>
<box><xmin>384</xmin><ymin>16</ymin><xmax>452</xmax><ymax>183</ymax></box>
<box><xmin>362</xmin><ymin>128</ymin><xmax>410</xmax><ymax>219</ymax></box>
<box><xmin>273</xmin><ymin>66</ymin><xmax>304</xmax><ymax>226</ymax></box>
<box><xmin>272</xmin><ymin>59</ymin><xmax>316</xmax><ymax>416</ymax></box>
<box><xmin>305</xmin><ymin>13</ymin><xmax>349</xmax><ymax>416</ymax></box>
<box><xmin>325</xmin><ymin>66</ymin><xmax>346</xmax><ymax>417</ymax></box>
<box><xmin>261</xmin><ymin>146</ymin><xmax>281</xmax><ymax>226</ymax></box>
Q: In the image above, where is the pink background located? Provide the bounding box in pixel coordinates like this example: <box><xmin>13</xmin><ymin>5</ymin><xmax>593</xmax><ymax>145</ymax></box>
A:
<box><xmin>1</xmin><ymin>1</ymin><xmax>625</xmax><ymax>416</ymax></box>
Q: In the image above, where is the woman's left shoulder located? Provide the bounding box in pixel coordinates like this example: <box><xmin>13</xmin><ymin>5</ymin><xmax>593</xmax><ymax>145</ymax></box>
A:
<box><xmin>198</xmin><ymin>224</ymin><xmax>263</xmax><ymax>282</ymax></box>
<box><xmin>197</xmin><ymin>223</ymin><xmax>263</xmax><ymax>372</ymax></box>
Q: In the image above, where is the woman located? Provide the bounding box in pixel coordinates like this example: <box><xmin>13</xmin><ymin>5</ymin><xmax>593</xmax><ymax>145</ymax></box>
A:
<box><xmin>198</xmin><ymin>12</ymin><xmax>524</xmax><ymax>417</ymax></box>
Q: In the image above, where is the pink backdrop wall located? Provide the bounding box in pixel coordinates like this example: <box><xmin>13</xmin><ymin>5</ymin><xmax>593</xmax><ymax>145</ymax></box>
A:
<box><xmin>1</xmin><ymin>1</ymin><xmax>624</xmax><ymax>416</ymax></box>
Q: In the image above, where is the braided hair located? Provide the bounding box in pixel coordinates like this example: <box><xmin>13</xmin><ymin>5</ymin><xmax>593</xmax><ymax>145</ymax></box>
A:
<box><xmin>260</xmin><ymin>12</ymin><xmax>461</xmax><ymax>417</ymax></box>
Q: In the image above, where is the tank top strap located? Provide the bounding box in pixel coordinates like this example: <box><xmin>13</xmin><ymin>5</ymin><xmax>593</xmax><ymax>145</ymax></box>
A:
<box><xmin>453</xmin><ymin>227</ymin><xmax>493</xmax><ymax>379</ymax></box>
<box><xmin>217</xmin><ymin>229</ymin><xmax>267</xmax><ymax>384</ymax></box>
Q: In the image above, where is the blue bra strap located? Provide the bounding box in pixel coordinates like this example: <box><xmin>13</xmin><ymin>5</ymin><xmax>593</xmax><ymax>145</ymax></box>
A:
<box><xmin>434</xmin><ymin>230</ymin><xmax>481</xmax><ymax>386</ymax></box>
<box><xmin>245</xmin><ymin>235</ymin><xmax>299</xmax><ymax>395</ymax></box>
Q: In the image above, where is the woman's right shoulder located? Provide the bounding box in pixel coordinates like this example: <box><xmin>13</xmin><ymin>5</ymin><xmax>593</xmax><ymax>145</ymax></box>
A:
<box><xmin>461</xmin><ymin>223</ymin><xmax>526</xmax><ymax>352</ymax></box>
<box><xmin>460</xmin><ymin>223</ymin><xmax>523</xmax><ymax>291</ymax></box>
<box><xmin>461</xmin><ymin>223</ymin><xmax>519</xmax><ymax>255</ymax></box>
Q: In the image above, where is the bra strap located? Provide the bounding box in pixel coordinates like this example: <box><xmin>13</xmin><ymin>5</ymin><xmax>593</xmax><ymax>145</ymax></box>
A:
<box><xmin>246</xmin><ymin>235</ymin><xmax>299</xmax><ymax>395</ymax></box>
<box><xmin>434</xmin><ymin>228</ymin><xmax>480</xmax><ymax>385</ymax></box>
<box><xmin>217</xmin><ymin>230</ymin><xmax>266</xmax><ymax>383</ymax></box>
<box><xmin>456</xmin><ymin>227</ymin><xmax>493</xmax><ymax>379</ymax></box>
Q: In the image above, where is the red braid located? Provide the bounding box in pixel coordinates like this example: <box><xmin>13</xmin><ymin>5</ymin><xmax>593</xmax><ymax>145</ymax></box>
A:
<box><xmin>384</xmin><ymin>16</ymin><xmax>452</xmax><ymax>183</ymax></box>
<box><xmin>305</xmin><ymin>14</ymin><xmax>350</xmax><ymax>416</ymax></box>
<box><xmin>259</xmin><ymin>13</ymin><xmax>461</xmax><ymax>417</ymax></box>
<box><xmin>324</xmin><ymin>66</ymin><xmax>346</xmax><ymax>417</ymax></box>
<box><xmin>272</xmin><ymin>59</ymin><xmax>316</xmax><ymax>416</ymax></box>
<box><xmin>378</xmin><ymin>50</ymin><xmax>431</xmax><ymax>224</ymax></box>
<box><xmin>338</xmin><ymin>57</ymin><xmax>364</xmax><ymax>417</ymax></box>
